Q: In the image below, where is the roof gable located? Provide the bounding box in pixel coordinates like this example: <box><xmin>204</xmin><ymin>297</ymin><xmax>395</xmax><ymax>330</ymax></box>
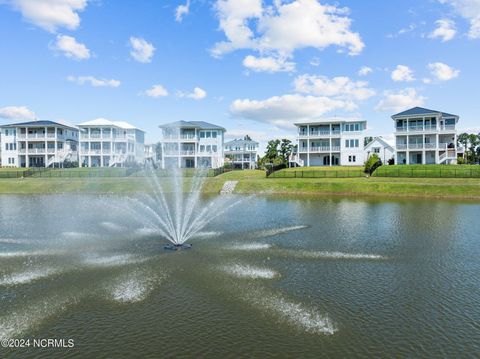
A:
<box><xmin>392</xmin><ymin>107</ymin><xmax>458</xmax><ymax>118</ymax></box>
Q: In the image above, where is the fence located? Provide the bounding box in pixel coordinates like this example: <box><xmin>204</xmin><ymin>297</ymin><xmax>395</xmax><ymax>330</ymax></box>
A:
<box><xmin>0</xmin><ymin>167</ymin><xmax>229</xmax><ymax>179</ymax></box>
<box><xmin>373</xmin><ymin>167</ymin><xmax>480</xmax><ymax>178</ymax></box>
<box><xmin>268</xmin><ymin>169</ymin><xmax>365</xmax><ymax>178</ymax></box>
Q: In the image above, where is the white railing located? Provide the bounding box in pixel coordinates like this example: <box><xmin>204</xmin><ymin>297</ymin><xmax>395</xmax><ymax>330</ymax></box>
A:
<box><xmin>331</xmin><ymin>145</ymin><xmax>340</xmax><ymax>151</ymax></box>
<box><xmin>299</xmin><ymin>148</ymin><xmax>308</xmax><ymax>153</ymax></box>
<box><xmin>397</xmin><ymin>144</ymin><xmax>407</xmax><ymax>150</ymax></box>
<box><xmin>28</xmin><ymin>148</ymin><xmax>46</xmax><ymax>154</ymax></box>
<box><xmin>440</xmin><ymin>125</ymin><xmax>456</xmax><ymax>131</ymax></box>
<box><xmin>439</xmin><ymin>152</ymin><xmax>447</xmax><ymax>162</ymax></box>
<box><xmin>396</xmin><ymin>127</ymin><xmax>407</xmax><ymax>133</ymax></box>
<box><xmin>408</xmin><ymin>126</ymin><xmax>424</xmax><ymax>132</ymax></box>
<box><xmin>408</xmin><ymin>143</ymin><xmax>423</xmax><ymax>149</ymax></box>
<box><xmin>310</xmin><ymin>146</ymin><xmax>330</xmax><ymax>152</ymax></box>
<box><xmin>331</xmin><ymin>130</ymin><xmax>341</xmax><ymax>135</ymax></box>
<box><xmin>424</xmin><ymin>143</ymin><xmax>436</xmax><ymax>149</ymax></box>
<box><xmin>424</xmin><ymin>125</ymin><xmax>437</xmax><ymax>131</ymax></box>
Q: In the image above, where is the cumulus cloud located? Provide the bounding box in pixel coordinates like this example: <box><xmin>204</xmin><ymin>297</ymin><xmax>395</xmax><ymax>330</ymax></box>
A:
<box><xmin>51</xmin><ymin>34</ymin><xmax>90</xmax><ymax>60</ymax></box>
<box><xmin>7</xmin><ymin>0</ymin><xmax>88</xmax><ymax>32</ymax></box>
<box><xmin>428</xmin><ymin>62</ymin><xmax>460</xmax><ymax>80</ymax></box>
<box><xmin>391</xmin><ymin>65</ymin><xmax>415</xmax><ymax>82</ymax></box>
<box><xmin>0</xmin><ymin>106</ymin><xmax>36</xmax><ymax>121</ymax></box>
<box><xmin>358</xmin><ymin>66</ymin><xmax>372</xmax><ymax>76</ymax></box>
<box><xmin>230</xmin><ymin>94</ymin><xmax>356</xmax><ymax>129</ymax></box>
<box><xmin>175</xmin><ymin>0</ymin><xmax>190</xmax><ymax>22</ymax></box>
<box><xmin>129</xmin><ymin>37</ymin><xmax>155</xmax><ymax>63</ymax></box>
<box><xmin>243</xmin><ymin>55</ymin><xmax>295</xmax><ymax>73</ymax></box>
<box><xmin>67</xmin><ymin>75</ymin><xmax>121</xmax><ymax>87</ymax></box>
<box><xmin>294</xmin><ymin>74</ymin><xmax>375</xmax><ymax>101</ymax></box>
<box><xmin>178</xmin><ymin>87</ymin><xmax>207</xmax><ymax>100</ymax></box>
<box><xmin>375</xmin><ymin>88</ymin><xmax>426</xmax><ymax>112</ymax></box>
<box><xmin>211</xmin><ymin>0</ymin><xmax>364</xmax><ymax>71</ymax></box>
<box><xmin>439</xmin><ymin>0</ymin><xmax>480</xmax><ymax>39</ymax></box>
<box><xmin>429</xmin><ymin>19</ymin><xmax>457</xmax><ymax>41</ymax></box>
<box><xmin>144</xmin><ymin>84</ymin><xmax>169</xmax><ymax>98</ymax></box>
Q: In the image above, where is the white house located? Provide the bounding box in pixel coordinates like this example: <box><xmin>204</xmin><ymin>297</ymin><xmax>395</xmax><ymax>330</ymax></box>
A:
<box><xmin>290</xmin><ymin>119</ymin><xmax>367</xmax><ymax>167</ymax></box>
<box><xmin>224</xmin><ymin>137</ymin><xmax>259</xmax><ymax>169</ymax></box>
<box><xmin>0</xmin><ymin>120</ymin><xmax>79</xmax><ymax>168</ymax></box>
<box><xmin>159</xmin><ymin>121</ymin><xmax>225</xmax><ymax>169</ymax></box>
<box><xmin>364</xmin><ymin>136</ymin><xmax>395</xmax><ymax>164</ymax></box>
<box><xmin>392</xmin><ymin>107</ymin><xmax>463</xmax><ymax>164</ymax></box>
<box><xmin>78</xmin><ymin>118</ymin><xmax>145</xmax><ymax>167</ymax></box>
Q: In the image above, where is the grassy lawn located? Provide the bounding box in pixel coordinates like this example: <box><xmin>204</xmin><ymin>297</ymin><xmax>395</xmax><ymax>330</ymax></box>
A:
<box><xmin>270</xmin><ymin>166</ymin><xmax>365</xmax><ymax>178</ymax></box>
<box><xmin>1</xmin><ymin>168</ymin><xmax>480</xmax><ymax>200</ymax></box>
<box><xmin>374</xmin><ymin>164</ymin><xmax>480</xmax><ymax>178</ymax></box>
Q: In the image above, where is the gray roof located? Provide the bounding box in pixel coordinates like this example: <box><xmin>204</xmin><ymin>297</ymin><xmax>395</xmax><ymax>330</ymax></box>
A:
<box><xmin>0</xmin><ymin>120</ymin><xmax>78</xmax><ymax>131</ymax></box>
<box><xmin>364</xmin><ymin>136</ymin><xmax>394</xmax><ymax>150</ymax></box>
<box><xmin>225</xmin><ymin>138</ymin><xmax>258</xmax><ymax>146</ymax></box>
<box><xmin>392</xmin><ymin>107</ymin><xmax>458</xmax><ymax>118</ymax></box>
<box><xmin>159</xmin><ymin>120</ymin><xmax>225</xmax><ymax>131</ymax></box>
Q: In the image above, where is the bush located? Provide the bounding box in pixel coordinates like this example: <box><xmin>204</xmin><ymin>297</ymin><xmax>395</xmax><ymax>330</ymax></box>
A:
<box><xmin>387</xmin><ymin>157</ymin><xmax>395</xmax><ymax>165</ymax></box>
<box><xmin>457</xmin><ymin>156</ymin><xmax>466</xmax><ymax>165</ymax></box>
<box><xmin>364</xmin><ymin>154</ymin><xmax>382</xmax><ymax>174</ymax></box>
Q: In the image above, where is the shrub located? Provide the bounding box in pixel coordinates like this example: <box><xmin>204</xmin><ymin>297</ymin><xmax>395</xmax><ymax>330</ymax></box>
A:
<box><xmin>364</xmin><ymin>154</ymin><xmax>382</xmax><ymax>174</ymax></box>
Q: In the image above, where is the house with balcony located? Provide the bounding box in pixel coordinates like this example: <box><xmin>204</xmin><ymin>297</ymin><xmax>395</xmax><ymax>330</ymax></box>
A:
<box><xmin>290</xmin><ymin>119</ymin><xmax>367</xmax><ymax>167</ymax></box>
<box><xmin>159</xmin><ymin>121</ymin><xmax>225</xmax><ymax>169</ymax></box>
<box><xmin>364</xmin><ymin>136</ymin><xmax>395</xmax><ymax>164</ymax></box>
<box><xmin>224</xmin><ymin>137</ymin><xmax>259</xmax><ymax>169</ymax></box>
<box><xmin>0</xmin><ymin>120</ymin><xmax>79</xmax><ymax>168</ymax></box>
<box><xmin>392</xmin><ymin>107</ymin><xmax>463</xmax><ymax>164</ymax></box>
<box><xmin>77</xmin><ymin>118</ymin><xmax>145</xmax><ymax>167</ymax></box>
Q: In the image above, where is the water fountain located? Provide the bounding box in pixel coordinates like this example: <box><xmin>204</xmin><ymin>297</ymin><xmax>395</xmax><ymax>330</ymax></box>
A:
<box><xmin>130</xmin><ymin>163</ymin><xmax>241</xmax><ymax>250</ymax></box>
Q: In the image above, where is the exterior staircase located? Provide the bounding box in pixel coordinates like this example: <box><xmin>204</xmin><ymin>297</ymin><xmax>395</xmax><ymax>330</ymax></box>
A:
<box><xmin>289</xmin><ymin>153</ymin><xmax>304</xmax><ymax>167</ymax></box>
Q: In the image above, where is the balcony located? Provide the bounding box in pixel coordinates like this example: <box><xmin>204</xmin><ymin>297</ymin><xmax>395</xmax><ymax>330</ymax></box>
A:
<box><xmin>440</xmin><ymin>125</ymin><xmax>456</xmax><ymax>132</ymax></box>
<box><xmin>310</xmin><ymin>146</ymin><xmax>331</xmax><ymax>152</ymax></box>
<box><xmin>396</xmin><ymin>144</ymin><xmax>407</xmax><ymax>150</ymax></box>
<box><xmin>408</xmin><ymin>126</ymin><xmax>424</xmax><ymax>132</ymax></box>
<box><xmin>408</xmin><ymin>143</ymin><xmax>424</xmax><ymax>149</ymax></box>
<box><xmin>424</xmin><ymin>143</ymin><xmax>437</xmax><ymax>149</ymax></box>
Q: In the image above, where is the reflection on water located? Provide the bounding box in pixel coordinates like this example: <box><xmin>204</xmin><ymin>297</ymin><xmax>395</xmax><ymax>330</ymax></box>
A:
<box><xmin>0</xmin><ymin>194</ymin><xmax>479</xmax><ymax>358</ymax></box>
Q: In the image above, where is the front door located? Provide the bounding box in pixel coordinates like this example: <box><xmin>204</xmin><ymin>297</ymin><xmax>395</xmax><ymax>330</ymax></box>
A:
<box><xmin>416</xmin><ymin>154</ymin><xmax>422</xmax><ymax>164</ymax></box>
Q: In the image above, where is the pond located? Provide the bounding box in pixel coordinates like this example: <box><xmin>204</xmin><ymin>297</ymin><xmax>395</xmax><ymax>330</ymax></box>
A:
<box><xmin>1</xmin><ymin>195</ymin><xmax>479</xmax><ymax>358</ymax></box>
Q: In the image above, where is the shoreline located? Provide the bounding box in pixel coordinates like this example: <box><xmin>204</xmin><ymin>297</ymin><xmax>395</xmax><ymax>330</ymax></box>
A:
<box><xmin>0</xmin><ymin>174</ymin><xmax>480</xmax><ymax>201</ymax></box>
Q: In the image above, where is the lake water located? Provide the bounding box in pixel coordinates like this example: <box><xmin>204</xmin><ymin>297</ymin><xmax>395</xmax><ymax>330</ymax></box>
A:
<box><xmin>0</xmin><ymin>195</ymin><xmax>479</xmax><ymax>358</ymax></box>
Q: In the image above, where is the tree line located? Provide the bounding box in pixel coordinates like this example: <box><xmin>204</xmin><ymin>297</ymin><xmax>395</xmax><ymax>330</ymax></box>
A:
<box><xmin>457</xmin><ymin>132</ymin><xmax>480</xmax><ymax>164</ymax></box>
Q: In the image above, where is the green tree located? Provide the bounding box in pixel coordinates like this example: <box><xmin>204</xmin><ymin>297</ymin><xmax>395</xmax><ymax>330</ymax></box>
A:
<box><xmin>264</xmin><ymin>139</ymin><xmax>280</xmax><ymax>161</ymax></box>
<box><xmin>364</xmin><ymin>136</ymin><xmax>374</xmax><ymax>147</ymax></box>
<box><xmin>244</xmin><ymin>134</ymin><xmax>252</xmax><ymax>141</ymax></box>
<box><xmin>279</xmin><ymin>139</ymin><xmax>293</xmax><ymax>164</ymax></box>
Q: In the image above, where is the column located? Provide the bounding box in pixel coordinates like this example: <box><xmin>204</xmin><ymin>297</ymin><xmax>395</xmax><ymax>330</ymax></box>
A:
<box><xmin>435</xmin><ymin>134</ymin><xmax>440</xmax><ymax>163</ymax></box>
<box><xmin>25</xmin><ymin>127</ymin><xmax>29</xmax><ymax>168</ymax></box>
<box><xmin>329</xmin><ymin>137</ymin><xmax>332</xmax><ymax>166</ymax></box>
<box><xmin>422</xmin><ymin>134</ymin><xmax>425</xmax><ymax>164</ymax></box>
<box><xmin>307</xmin><ymin>125</ymin><xmax>310</xmax><ymax>167</ymax></box>
<box><xmin>55</xmin><ymin>127</ymin><xmax>58</xmax><ymax>167</ymax></box>
<box><xmin>406</xmin><ymin>134</ymin><xmax>410</xmax><ymax>164</ymax></box>
<box><xmin>44</xmin><ymin>127</ymin><xmax>48</xmax><ymax>167</ymax></box>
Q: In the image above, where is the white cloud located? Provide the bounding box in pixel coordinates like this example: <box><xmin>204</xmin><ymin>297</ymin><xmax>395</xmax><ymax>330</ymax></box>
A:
<box><xmin>52</xmin><ymin>34</ymin><xmax>90</xmax><ymax>60</ymax></box>
<box><xmin>439</xmin><ymin>0</ymin><xmax>480</xmax><ymax>39</ymax></box>
<box><xmin>242</xmin><ymin>55</ymin><xmax>295</xmax><ymax>73</ymax></box>
<box><xmin>358</xmin><ymin>66</ymin><xmax>372</xmax><ymax>76</ymax></box>
<box><xmin>178</xmin><ymin>87</ymin><xmax>207</xmax><ymax>100</ymax></box>
<box><xmin>175</xmin><ymin>0</ymin><xmax>190</xmax><ymax>22</ymax></box>
<box><xmin>8</xmin><ymin>0</ymin><xmax>88</xmax><ymax>32</ymax></box>
<box><xmin>391</xmin><ymin>65</ymin><xmax>415</xmax><ymax>82</ymax></box>
<box><xmin>67</xmin><ymin>75</ymin><xmax>121</xmax><ymax>87</ymax></box>
<box><xmin>375</xmin><ymin>88</ymin><xmax>426</xmax><ymax>112</ymax></box>
<box><xmin>428</xmin><ymin>62</ymin><xmax>460</xmax><ymax>81</ymax></box>
<box><xmin>212</xmin><ymin>0</ymin><xmax>364</xmax><ymax>65</ymax></box>
<box><xmin>293</xmin><ymin>74</ymin><xmax>375</xmax><ymax>101</ymax></box>
<box><xmin>429</xmin><ymin>19</ymin><xmax>457</xmax><ymax>41</ymax></box>
<box><xmin>129</xmin><ymin>37</ymin><xmax>155</xmax><ymax>63</ymax></box>
<box><xmin>144</xmin><ymin>84</ymin><xmax>168</xmax><ymax>98</ymax></box>
<box><xmin>0</xmin><ymin>106</ymin><xmax>36</xmax><ymax>121</ymax></box>
<box><xmin>230</xmin><ymin>94</ymin><xmax>356</xmax><ymax>129</ymax></box>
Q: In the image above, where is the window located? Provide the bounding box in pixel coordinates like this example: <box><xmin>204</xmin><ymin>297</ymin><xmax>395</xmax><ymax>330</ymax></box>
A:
<box><xmin>355</xmin><ymin>139</ymin><xmax>359</xmax><ymax>147</ymax></box>
<box><xmin>5</xmin><ymin>143</ymin><xmax>8</xmax><ymax>150</ymax></box>
<box><xmin>212</xmin><ymin>131</ymin><xmax>217</xmax><ymax>138</ymax></box>
<box><xmin>200</xmin><ymin>145</ymin><xmax>205</xmax><ymax>152</ymax></box>
<box><xmin>345</xmin><ymin>140</ymin><xmax>349</xmax><ymax>148</ymax></box>
<box><xmin>206</xmin><ymin>145</ymin><xmax>211</xmax><ymax>152</ymax></box>
<box><xmin>206</xmin><ymin>131</ymin><xmax>211</xmax><ymax>138</ymax></box>
<box><xmin>348</xmin><ymin>156</ymin><xmax>356</xmax><ymax>163</ymax></box>
<box><xmin>355</xmin><ymin>123</ymin><xmax>360</xmax><ymax>131</ymax></box>
<box><xmin>200</xmin><ymin>132</ymin><xmax>205</xmax><ymax>138</ymax></box>
<box><xmin>373</xmin><ymin>147</ymin><xmax>380</xmax><ymax>153</ymax></box>
<box><xmin>212</xmin><ymin>145</ymin><xmax>217</xmax><ymax>152</ymax></box>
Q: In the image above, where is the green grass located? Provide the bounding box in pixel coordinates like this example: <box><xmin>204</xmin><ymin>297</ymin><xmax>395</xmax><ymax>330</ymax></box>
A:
<box><xmin>373</xmin><ymin>164</ymin><xmax>480</xmax><ymax>178</ymax></box>
<box><xmin>1</xmin><ymin>168</ymin><xmax>480</xmax><ymax>200</ymax></box>
<box><xmin>270</xmin><ymin>166</ymin><xmax>365</xmax><ymax>178</ymax></box>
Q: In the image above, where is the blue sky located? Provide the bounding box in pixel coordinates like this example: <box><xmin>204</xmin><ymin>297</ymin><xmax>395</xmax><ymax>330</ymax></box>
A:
<box><xmin>0</xmin><ymin>0</ymin><xmax>479</xmax><ymax>151</ymax></box>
